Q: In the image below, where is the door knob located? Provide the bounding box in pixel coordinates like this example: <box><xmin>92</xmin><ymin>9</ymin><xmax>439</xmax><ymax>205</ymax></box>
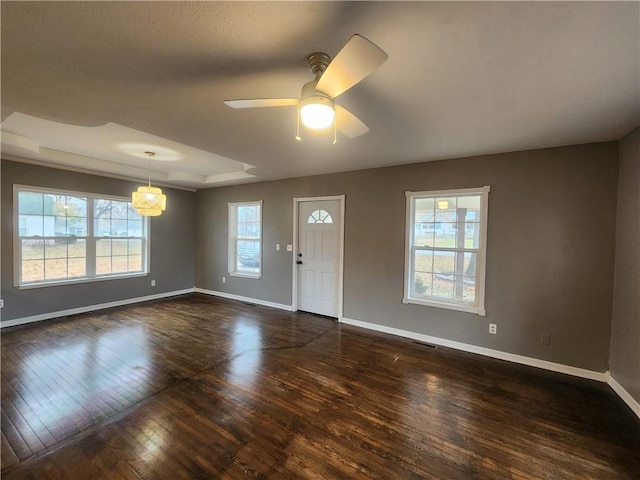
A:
<box><xmin>296</xmin><ymin>260</ymin><xmax>303</xmax><ymax>264</ymax></box>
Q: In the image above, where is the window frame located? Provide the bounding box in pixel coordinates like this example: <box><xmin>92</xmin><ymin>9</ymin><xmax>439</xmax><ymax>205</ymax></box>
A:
<box><xmin>228</xmin><ymin>200</ymin><xmax>263</xmax><ymax>279</ymax></box>
<box><xmin>403</xmin><ymin>186</ymin><xmax>490</xmax><ymax>316</ymax></box>
<box><xmin>13</xmin><ymin>185</ymin><xmax>150</xmax><ymax>289</ymax></box>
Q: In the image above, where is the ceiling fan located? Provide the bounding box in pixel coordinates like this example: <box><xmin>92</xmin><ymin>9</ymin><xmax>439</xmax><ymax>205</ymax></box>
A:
<box><xmin>224</xmin><ymin>34</ymin><xmax>388</xmax><ymax>140</ymax></box>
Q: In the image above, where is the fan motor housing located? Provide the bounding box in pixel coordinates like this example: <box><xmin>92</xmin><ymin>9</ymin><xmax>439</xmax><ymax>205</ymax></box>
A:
<box><xmin>301</xmin><ymin>80</ymin><xmax>333</xmax><ymax>105</ymax></box>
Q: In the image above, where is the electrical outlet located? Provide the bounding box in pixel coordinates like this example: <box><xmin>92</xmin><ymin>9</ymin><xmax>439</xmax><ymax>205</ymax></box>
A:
<box><xmin>286</xmin><ymin>244</ymin><xmax>293</xmax><ymax>252</ymax></box>
<box><xmin>276</xmin><ymin>244</ymin><xmax>280</xmax><ymax>251</ymax></box>
<box><xmin>0</xmin><ymin>299</ymin><xmax>4</xmax><ymax>308</ymax></box>
<box><xmin>222</xmin><ymin>276</ymin><xmax>226</xmax><ymax>283</ymax></box>
<box><xmin>541</xmin><ymin>333</ymin><xmax>551</xmax><ymax>345</ymax></box>
<box><xmin>151</xmin><ymin>280</ymin><xmax>156</xmax><ymax>287</ymax></box>
<box><xmin>489</xmin><ymin>323</ymin><xmax>497</xmax><ymax>334</ymax></box>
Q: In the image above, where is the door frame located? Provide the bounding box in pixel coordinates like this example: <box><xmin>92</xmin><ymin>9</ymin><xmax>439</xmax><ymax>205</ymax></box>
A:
<box><xmin>291</xmin><ymin>195</ymin><xmax>345</xmax><ymax>320</ymax></box>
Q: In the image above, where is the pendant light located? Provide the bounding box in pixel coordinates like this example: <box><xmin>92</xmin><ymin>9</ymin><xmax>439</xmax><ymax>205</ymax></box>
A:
<box><xmin>132</xmin><ymin>151</ymin><xmax>166</xmax><ymax>216</ymax></box>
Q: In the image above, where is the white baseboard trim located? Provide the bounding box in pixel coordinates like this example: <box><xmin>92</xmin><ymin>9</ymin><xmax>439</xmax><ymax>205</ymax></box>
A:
<box><xmin>607</xmin><ymin>374</ymin><xmax>640</xmax><ymax>419</ymax></box>
<box><xmin>194</xmin><ymin>288</ymin><xmax>294</xmax><ymax>312</ymax></box>
<box><xmin>1</xmin><ymin>288</ymin><xmax>196</xmax><ymax>328</ymax></box>
<box><xmin>340</xmin><ymin>317</ymin><xmax>608</xmax><ymax>382</ymax></box>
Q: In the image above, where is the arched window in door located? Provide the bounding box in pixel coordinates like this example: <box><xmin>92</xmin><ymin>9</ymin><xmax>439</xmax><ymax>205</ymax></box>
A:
<box><xmin>307</xmin><ymin>209</ymin><xmax>333</xmax><ymax>224</ymax></box>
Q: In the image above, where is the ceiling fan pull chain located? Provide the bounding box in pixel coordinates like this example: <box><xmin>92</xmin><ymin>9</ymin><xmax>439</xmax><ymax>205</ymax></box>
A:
<box><xmin>333</xmin><ymin>118</ymin><xmax>337</xmax><ymax>145</ymax></box>
<box><xmin>295</xmin><ymin>107</ymin><xmax>302</xmax><ymax>141</ymax></box>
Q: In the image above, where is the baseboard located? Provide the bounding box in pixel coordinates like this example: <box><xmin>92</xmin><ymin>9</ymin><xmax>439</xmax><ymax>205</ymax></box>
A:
<box><xmin>0</xmin><ymin>288</ymin><xmax>196</xmax><ymax>328</ymax></box>
<box><xmin>607</xmin><ymin>374</ymin><xmax>640</xmax><ymax>419</ymax></box>
<box><xmin>194</xmin><ymin>288</ymin><xmax>294</xmax><ymax>312</ymax></box>
<box><xmin>340</xmin><ymin>317</ymin><xmax>608</xmax><ymax>382</ymax></box>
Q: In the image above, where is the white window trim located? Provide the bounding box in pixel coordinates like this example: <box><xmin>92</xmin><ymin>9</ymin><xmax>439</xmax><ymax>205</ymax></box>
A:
<box><xmin>228</xmin><ymin>200</ymin><xmax>262</xmax><ymax>279</ymax></box>
<box><xmin>13</xmin><ymin>184</ymin><xmax>150</xmax><ymax>289</ymax></box>
<box><xmin>403</xmin><ymin>186</ymin><xmax>490</xmax><ymax>316</ymax></box>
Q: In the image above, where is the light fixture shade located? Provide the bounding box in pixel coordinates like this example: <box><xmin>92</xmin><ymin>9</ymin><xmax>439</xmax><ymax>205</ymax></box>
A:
<box><xmin>437</xmin><ymin>200</ymin><xmax>449</xmax><ymax>210</ymax></box>
<box><xmin>300</xmin><ymin>96</ymin><xmax>335</xmax><ymax>129</ymax></box>
<box><xmin>132</xmin><ymin>186</ymin><xmax>166</xmax><ymax>217</ymax></box>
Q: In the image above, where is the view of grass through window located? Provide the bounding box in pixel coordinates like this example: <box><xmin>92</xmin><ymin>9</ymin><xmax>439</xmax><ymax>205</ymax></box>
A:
<box><xmin>16</xmin><ymin>187</ymin><xmax>148</xmax><ymax>286</ymax></box>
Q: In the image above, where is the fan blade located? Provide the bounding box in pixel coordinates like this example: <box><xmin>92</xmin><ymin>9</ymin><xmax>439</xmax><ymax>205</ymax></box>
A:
<box><xmin>335</xmin><ymin>105</ymin><xmax>369</xmax><ymax>138</ymax></box>
<box><xmin>316</xmin><ymin>34</ymin><xmax>388</xmax><ymax>99</ymax></box>
<box><xmin>224</xmin><ymin>98</ymin><xmax>299</xmax><ymax>109</ymax></box>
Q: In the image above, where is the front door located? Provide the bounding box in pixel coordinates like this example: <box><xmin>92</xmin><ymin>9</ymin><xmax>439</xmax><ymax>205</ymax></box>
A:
<box><xmin>296</xmin><ymin>199</ymin><xmax>341</xmax><ymax>317</ymax></box>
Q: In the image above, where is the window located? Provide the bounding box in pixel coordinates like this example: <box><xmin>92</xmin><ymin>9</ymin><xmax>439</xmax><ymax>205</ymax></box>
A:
<box><xmin>404</xmin><ymin>186</ymin><xmax>490</xmax><ymax>315</ymax></box>
<box><xmin>14</xmin><ymin>186</ymin><xmax>148</xmax><ymax>288</ymax></box>
<box><xmin>228</xmin><ymin>201</ymin><xmax>262</xmax><ymax>278</ymax></box>
<box><xmin>307</xmin><ymin>209</ymin><xmax>333</xmax><ymax>224</ymax></box>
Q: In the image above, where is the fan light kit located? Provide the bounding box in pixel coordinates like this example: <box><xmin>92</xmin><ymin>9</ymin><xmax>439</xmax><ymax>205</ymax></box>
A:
<box><xmin>300</xmin><ymin>97</ymin><xmax>335</xmax><ymax>129</ymax></box>
<box><xmin>132</xmin><ymin>151</ymin><xmax>167</xmax><ymax>217</ymax></box>
<box><xmin>224</xmin><ymin>34</ymin><xmax>388</xmax><ymax>142</ymax></box>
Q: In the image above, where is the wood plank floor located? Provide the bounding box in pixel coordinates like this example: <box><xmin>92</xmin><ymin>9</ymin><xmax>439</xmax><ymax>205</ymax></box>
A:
<box><xmin>1</xmin><ymin>294</ymin><xmax>638</xmax><ymax>479</ymax></box>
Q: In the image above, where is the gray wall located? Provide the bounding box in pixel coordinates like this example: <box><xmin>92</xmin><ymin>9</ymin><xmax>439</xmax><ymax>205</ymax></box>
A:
<box><xmin>196</xmin><ymin>142</ymin><xmax>619</xmax><ymax>372</ymax></box>
<box><xmin>610</xmin><ymin>127</ymin><xmax>640</xmax><ymax>403</ymax></box>
<box><xmin>1</xmin><ymin>160</ymin><xmax>196</xmax><ymax>322</ymax></box>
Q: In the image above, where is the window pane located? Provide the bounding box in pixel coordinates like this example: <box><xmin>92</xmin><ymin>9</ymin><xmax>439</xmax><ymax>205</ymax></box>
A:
<box><xmin>65</xmin><ymin>196</ymin><xmax>87</xmax><ymax>217</ymax></box>
<box><xmin>45</xmin><ymin>259</ymin><xmax>67</xmax><ymax>280</ymax></box>
<box><xmin>112</xmin><ymin>239</ymin><xmax>128</xmax><ymax>256</ymax></box>
<box><xmin>96</xmin><ymin>218</ymin><xmax>112</xmax><ymax>236</ymax></box>
<box><xmin>459</xmin><ymin>195</ymin><xmax>481</xmax><ymax>211</ymax></box>
<box><xmin>68</xmin><ymin>258</ymin><xmax>86</xmax><ymax>278</ymax></box>
<box><xmin>434</xmin><ymin>224</ymin><xmax>456</xmax><ymax>247</ymax></box>
<box><xmin>111</xmin><ymin>201</ymin><xmax>129</xmax><ymax>219</ymax></box>
<box><xmin>414</xmin><ymin>250</ymin><xmax>434</xmax><ymax>274</ymax></box>
<box><xmin>19</xmin><ymin>215</ymin><xmax>43</xmax><ymax>236</ymax></box>
<box><xmin>112</xmin><ymin>219</ymin><xmax>128</xmax><ymax>236</ymax></box>
<box><xmin>112</xmin><ymin>256</ymin><xmax>129</xmax><ymax>273</ymax></box>
<box><xmin>463</xmin><ymin>252</ymin><xmax>477</xmax><ymax>277</ymax></box>
<box><xmin>96</xmin><ymin>257</ymin><xmax>112</xmax><ymax>275</ymax></box>
<box><xmin>237</xmin><ymin>239</ymin><xmax>260</xmax><ymax>271</ymax></box>
<box><xmin>22</xmin><ymin>260</ymin><xmax>44</xmax><ymax>282</ymax></box>
<box><xmin>435</xmin><ymin>196</ymin><xmax>456</xmax><ymax>214</ymax></box>
<box><xmin>96</xmin><ymin>239</ymin><xmax>112</xmax><ymax>257</ymax></box>
<box><xmin>433</xmin><ymin>251</ymin><xmax>455</xmax><ymax>273</ymax></box>
<box><xmin>22</xmin><ymin>239</ymin><xmax>44</xmax><ymax>259</ymax></box>
<box><xmin>415</xmin><ymin>197</ymin><xmax>435</xmax><ymax>214</ymax></box>
<box><xmin>413</xmin><ymin>272</ymin><xmax>432</xmax><ymax>298</ymax></box>
<box><xmin>66</xmin><ymin>216</ymin><xmax>87</xmax><ymax>236</ymax></box>
<box><xmin>463</xmin><ymin>277</ymin><xmax>476</xmax><ymax>303</ymax></box>
<box><xmin>43</xmin><ymin>194</ymin><xmax>57</xmax><ymax>215</ymax></box>
<box><xmin>45</xmin><ymin>241</ymin><xmax>67</xmax><ymax>259</ymax></box>
<box><xmin>432</xmin><ymin>274</ymin><xmax>454</xmax><ymax>299</ymax></box>
<box><xmin>54</xmin><ymin>216</ymin><xmax>68</xmax><ymax>235</ymax></box>
<box><xmin>128</xmin><ymin>239</ymin><xmax>142</xmax><ymax>255</ymax></box>
<box><xmin>18</xmin><ymin>192</ymin><xmax>43</xmax><ymax>214</ymax></box>
<box><xmin>94</xmin><ymin>199</ymin><xmax>112</xmax><ymax>218</ymax></box>
<box><xmin>128</xmin><ymin>255</ymin><xmax>142</xmax><ymax>271</ymax></box>
<box><xmin>128</xmin><ymin>220</ymin><xmax>143</xmax><ymax>237</ymax></box>
<box><xmin>68</xmin><ymin>240</ymin><xmax>86</xmax><ymax>258</ymax></box>
<box><xmin>464</xmin><ymin>223</ymin><xmax>480</xmax><ymax>248</ymax></box>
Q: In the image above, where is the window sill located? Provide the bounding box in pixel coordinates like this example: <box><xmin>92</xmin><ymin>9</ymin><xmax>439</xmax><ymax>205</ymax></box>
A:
<box><xmin>16</xmin><ymin>272</ymin><xmax>148</xmax><ymax>290</ymax></box>
<box><xmin>403</xmin><ymin>296</ymin><xmax>486</xmax><ymax>316</ymax></box>
<box><xmin>229</xmin><ymin>272</ymin><xmax>261</xmax><ymax>280</ymax></box>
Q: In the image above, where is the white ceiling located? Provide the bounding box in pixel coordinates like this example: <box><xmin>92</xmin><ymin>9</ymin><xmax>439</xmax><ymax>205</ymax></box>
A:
<box><xmin>1</xmin><ymin>1</ymin><xmax>638</xmax><ymax>189</ymax></box>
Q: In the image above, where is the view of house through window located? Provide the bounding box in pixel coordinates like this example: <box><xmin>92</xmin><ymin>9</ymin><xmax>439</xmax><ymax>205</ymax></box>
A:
<box><xmin>228</xmin><ymin>201</ymin><xmax>262</xmax><ymax>278</ymax></box>
<box><xmin>404</xmin><ymin>186</ymin><xmax>489</xmax><ymax>315</ymax></box>
<box><xmin>15</xmin><ymin>186</ymin><xmax>148</xmax><ymax>287</ymax></box>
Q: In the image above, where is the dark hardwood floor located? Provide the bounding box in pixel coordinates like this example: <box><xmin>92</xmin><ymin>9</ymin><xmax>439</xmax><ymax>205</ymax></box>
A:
<box><xmin>1</xmin><ymin>294</ymin><xmax>638</xmax><ymax>479</ymax></box>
